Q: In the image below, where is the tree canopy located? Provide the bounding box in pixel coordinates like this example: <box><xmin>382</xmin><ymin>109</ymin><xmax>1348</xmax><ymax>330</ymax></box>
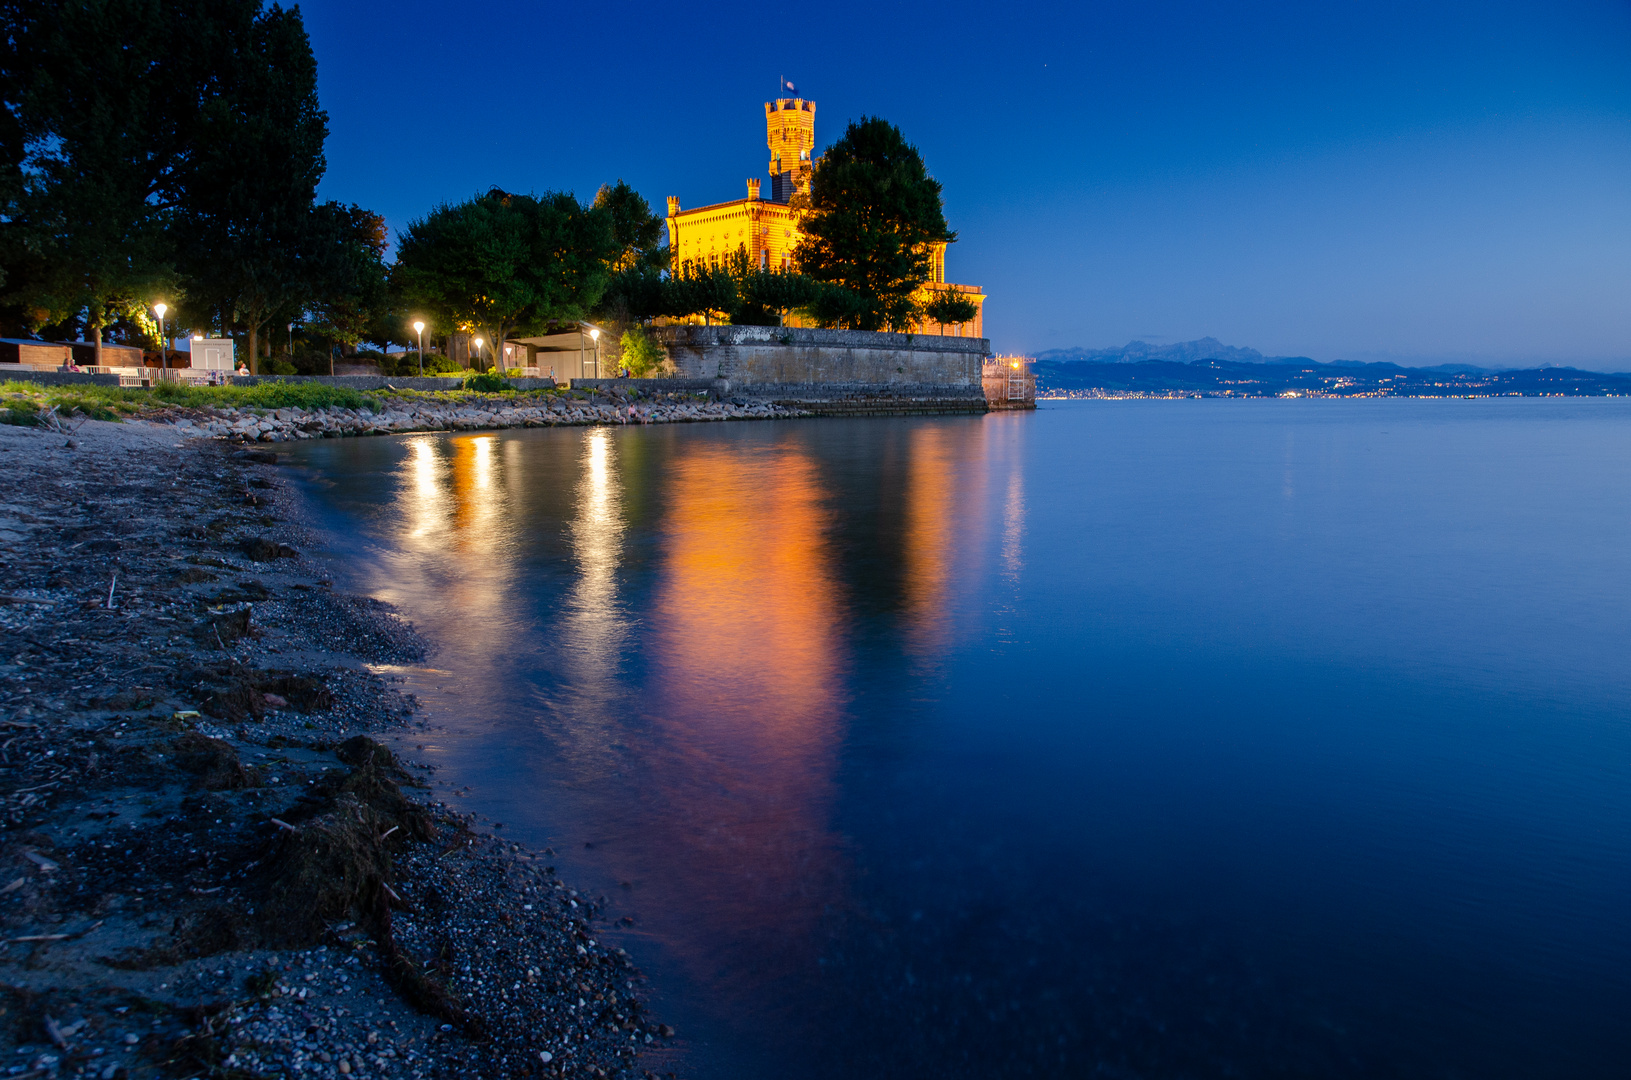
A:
<box><xmin>794</xmin><ymin>116</ymin><xmax>954</xmax><ymax>332</ymax></box>
<box><xmin>0</xmin><ymin>0</ymin><xmax>392</xmax><ymax>373</ymax></box>
<box><xmin>393</xmin><ymin>189</ymin><xmax>618</xmax><ymax>373</ymax></box>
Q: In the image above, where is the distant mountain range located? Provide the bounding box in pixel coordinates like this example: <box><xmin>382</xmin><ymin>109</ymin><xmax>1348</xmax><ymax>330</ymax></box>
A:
<box><xmin>1036</xmin><ymin>337</ymin><xmax>1285</xmax><ymax>366</ymax></box>
<box><xmin>1032</xmin><ymin>355</ymin><xmax>1631</xmax><ymax>398</ymax></box>
<box><xmin>1036</xmin><ymin>337</ymin><xmax>1493</xmax><ymax>375</ymax></box>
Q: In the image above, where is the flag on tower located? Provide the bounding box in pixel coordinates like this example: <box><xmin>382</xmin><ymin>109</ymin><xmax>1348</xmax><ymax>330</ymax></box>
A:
<box><xmin>783</xmin><ymin>78</ymin><xmax>796</xmax><ymax>93</ymax></box>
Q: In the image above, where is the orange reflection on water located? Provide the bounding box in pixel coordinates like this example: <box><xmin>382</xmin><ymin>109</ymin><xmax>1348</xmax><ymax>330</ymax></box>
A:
<box><xmin>393</xmin><ymin>435</ymin><xmax>514</xmax><ymax>644</ymax></box>
<box><xmin>645</xmin><ymin>443</ymin><xmax>846</xmax><ymax>985</ymax></box>
<box><xmin>902</xmin><ymin>425</ymin><xmax>960</xmax><ymax>652</ymax></box>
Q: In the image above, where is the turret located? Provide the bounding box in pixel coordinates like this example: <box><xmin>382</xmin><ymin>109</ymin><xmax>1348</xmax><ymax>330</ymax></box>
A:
<box><xmin>747</xmin><ymin>178</ymin><xmax>761</xmax><ymax>201</ymax></box>
<box><xmin>764</xmin><ymin>97</ymin><xmax>815</xmax><ymax>203</ymax></box>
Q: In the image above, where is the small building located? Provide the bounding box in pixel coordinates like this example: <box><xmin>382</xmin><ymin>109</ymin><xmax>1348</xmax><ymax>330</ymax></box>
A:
<box><xmin>506</xmin><ymin>324</ymin><xmax>606</xmax><ymax>381</ymax></box>
<box><xmin>983</xmin><ymin>356</ymin><xmax>1036</xmax><ymax>410</ymax></box>
<box><xmin>60</xmin><ymin>341</ymin><xmax>144</xmax><ymax>368</ymax></box>
<box><xmin>188</xmin><ymin>338</ymin><xmax>236</xmax><ymax>371</ymax></box>
<box><xmin>0</xmin><ymin>339</ymin><xmax>72</xmax><ymax>368</ymax></box>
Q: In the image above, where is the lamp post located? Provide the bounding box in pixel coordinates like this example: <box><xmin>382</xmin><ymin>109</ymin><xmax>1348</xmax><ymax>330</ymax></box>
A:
<box><xmin>152</xmin><ymin>303</ymin><xmax>167</xmax><ymax>383</ymax></box>
<box><xmin>589</xmin><ymin>326</ymin><xmax>601</xmax><ymax>378</ymax></box>
<box><xmin>287</xmin><ymin>322</ymin><xmax>294</xmax><ymax>368</ymax></box>
<box><xmin>473</xmin><ymin>336</ymin><xmax>484</xmax><ymax>372</ymax></box>
<box><xmin>413</xmin><ymin>321</ymin><xmax>425</xmax><ymax>376</ymax></box>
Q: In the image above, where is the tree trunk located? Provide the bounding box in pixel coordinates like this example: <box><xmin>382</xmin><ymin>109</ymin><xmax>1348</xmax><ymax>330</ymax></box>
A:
<box><xmin>92</xmin><ymin>316</ymin><xmax>103</xmax><ymax>368</ymax></box>
<box><xmin>247</xmin><ymin>322</ymin><xmax>259</xmax><ymax>376</ymax></box>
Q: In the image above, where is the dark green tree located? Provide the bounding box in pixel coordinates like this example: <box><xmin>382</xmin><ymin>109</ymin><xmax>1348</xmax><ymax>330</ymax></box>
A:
<box><xmin>394</xmin><ymin>188</ymin><xmax>617</xmax><ymax>374</ymax></box>
<box><xmin>306</xmin><ymin>203</ymin><xmax>389</xmax><ymax>369</ymax></box>
<box><xmin>1</xmin><ymin>0</ymin><xmax>201</xmax><ymax>361</ymax></box>
<box><xmin>735</xmin><ymin>263</ymin><xmax>822</xmax><ymax>326</ymax></box>
<box><xmin>922</xmin><ymin>290</ymin><xmax>979</xmax><ymax>334</ymax></box>
<box><xmin>593</xmin><ymin>180</ymin><xmax>666</xmax><ymax>273</ymax></box>
<box><xmin>172</xmin><ymin>1</ymin><xmax>328</xmax><ymax>373</ymax></box>
<box><xmin>662</xmin><ymin>257</ymin><xmax>737</xmax><ymax>325</ymax></box>
<box><xmin>794</xmin><ymin>116</ymin><xmax>954</xmax><ymax>331</ymax></box>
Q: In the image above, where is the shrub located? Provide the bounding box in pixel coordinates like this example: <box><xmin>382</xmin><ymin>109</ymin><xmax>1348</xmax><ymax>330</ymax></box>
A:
<box><xmin>462</xmin><ymin>371</ymin><xmax>510</xmax><ymax>393</ymax></box>
<box><xmin>619</xmin><ymin>326</ymin><xmax>668</xmax><ymax>377</ymax></box>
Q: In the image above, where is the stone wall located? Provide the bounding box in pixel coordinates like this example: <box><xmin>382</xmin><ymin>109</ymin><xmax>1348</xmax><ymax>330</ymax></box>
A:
<box><xmin>0</xmin><ymin>368</ymin><xmax>122</xmax><ymax>387</ymax></box>
<box><xmin>653</xmin><ymin>326</ymin><xmax>990</xmax><ymax>413</ymax></box>
<box><xmin>657</xmin><ymin>326</ymin><xmax>987</xmax><ymax>385</ymax></box>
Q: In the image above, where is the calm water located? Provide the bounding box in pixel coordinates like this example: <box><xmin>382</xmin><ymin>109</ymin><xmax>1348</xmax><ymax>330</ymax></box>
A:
<box><xmin>288</xmin><ymin>400</ymin><xmax>1631</xmax><ymax>1078</ymax></box>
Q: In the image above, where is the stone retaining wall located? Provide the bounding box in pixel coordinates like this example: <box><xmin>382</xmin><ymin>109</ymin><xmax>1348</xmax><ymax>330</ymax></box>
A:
<box><xmin>656</xmin><ymin>326</ymin><xmax>989</xmax><ymax>387</ymax></box>
<box><xmin>0</xmin><ymin>368</ymin><xmax>122</xmax><ymax>386</ymax></box>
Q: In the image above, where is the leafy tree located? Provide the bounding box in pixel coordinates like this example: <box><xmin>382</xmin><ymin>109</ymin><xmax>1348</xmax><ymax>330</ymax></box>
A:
<box><xmin>619</xmin><ymin>325</ymin><xmax>666</xmax><ymax>377</ymax></box>
<box><xmin>794</xmin><ymin>116</ymin><xmax>954</xmax><ymax>331</ymax></box>
<box><xmin>662</xmin><ymin>257</ymin><xmax>737</xmax><ymax>325</ymax></box>
<box><xmin>1</xmin><ymin>0</ymin><xmax>200</xmax><ymax>362</ymax></box>
<box><xmin>593</xmin><ymin>180</ymin><xmax>666</xmax><ymax>273</ymax></box>
<box><xmin>922</xmin><ymin>290</ymin><xmax>978</xmax><ymax>334</ymax></box>
<box><xmin>394</xmin><ymin>188</ymin><xmax>617</xmax><ymax>374</ymax></box>
<box><xmin>736</xmin><ymin>265</ymin><xmax>821</xmax><ymax>326</ymax></box>
<box><xmin>600</xmin><ymin>263</ymin><xmax>667</xmax><ymax>323</ymax></box>
<box><xmin>306</xmin><ymin>203</ymin><xmax>389</xmax><ymax>367</ymax></box>
<box><xmin>171</xmin><ymin>1</ymin><xmax>328</xmax><ymax>373</ymax></box>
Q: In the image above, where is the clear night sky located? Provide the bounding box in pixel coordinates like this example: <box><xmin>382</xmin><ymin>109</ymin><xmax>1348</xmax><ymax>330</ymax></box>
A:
<box><xmin>302</xmin><ymin>0</ymin><xmax>1631</xmax><ymax>368</ymax></box>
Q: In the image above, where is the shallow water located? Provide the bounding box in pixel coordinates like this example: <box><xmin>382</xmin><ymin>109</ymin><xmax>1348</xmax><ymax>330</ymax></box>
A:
<box><xmin>288</xmin><ymin>399</ymin><xmax>1631</xmax><ymax>1078</ymax></box>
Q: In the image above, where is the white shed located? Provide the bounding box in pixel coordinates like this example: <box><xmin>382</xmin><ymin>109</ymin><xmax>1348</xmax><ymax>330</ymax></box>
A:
<box><xmin>190</xmin><ymin>338</ymin><xmax>236</xmax><ymax>371</ymax></box>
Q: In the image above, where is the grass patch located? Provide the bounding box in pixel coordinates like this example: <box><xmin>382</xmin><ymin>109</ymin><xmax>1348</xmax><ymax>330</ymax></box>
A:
<box><xmin>0</xmin><ymin>377</ymin><xmax>571</xmax><ymax>424</ymax></box>
<box><xmin>0</xmin><ymin>380</ymin><xmax>381</xmax><ymax>417</ymax></box>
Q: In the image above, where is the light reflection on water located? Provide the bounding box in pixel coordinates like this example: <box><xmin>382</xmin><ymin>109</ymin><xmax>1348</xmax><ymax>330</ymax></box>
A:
<box><xmin>289</xmin><ymin>403</ymin><xmax>1631</xmax><ymax>1080</ymax></box>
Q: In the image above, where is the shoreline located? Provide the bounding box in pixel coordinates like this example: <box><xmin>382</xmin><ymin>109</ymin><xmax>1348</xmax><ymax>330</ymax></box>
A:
<box><xmin>149</xmin><ymin>389</ymin><xmax>803</xmax><ymax>443</ymax></box>
<box><xmin>0</xmin><ymin>420</ymin><xmax>669</xmax><ymax>1079</ymax></box>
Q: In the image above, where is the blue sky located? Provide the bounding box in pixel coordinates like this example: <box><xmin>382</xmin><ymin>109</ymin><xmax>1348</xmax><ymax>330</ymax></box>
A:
<box><xmin>302</xmin><ymin>0</ymin><xmax>1631</xmax><ymax>368</ymax></box>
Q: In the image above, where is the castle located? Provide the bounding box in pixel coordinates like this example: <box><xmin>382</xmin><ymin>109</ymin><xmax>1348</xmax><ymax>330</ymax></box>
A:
<box><xmin>665</xmin><ymin>96</ymin><xmax>986</xmax><ymax>337</ymax></box>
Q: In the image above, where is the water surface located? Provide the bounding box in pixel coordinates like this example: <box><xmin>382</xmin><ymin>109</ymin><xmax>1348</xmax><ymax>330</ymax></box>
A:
<box><xmin>289</xmin><ymin>400</ymin><xmax>1631</xmax><ymax>1078</ymax></box>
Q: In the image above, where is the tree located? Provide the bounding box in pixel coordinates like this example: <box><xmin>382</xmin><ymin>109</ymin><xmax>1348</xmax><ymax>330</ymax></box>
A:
<box><xmin>306</xmin><ymin>203</ymin><xmax>389</xmax><ymax>369</ymax></box>
<box><xmin>922</xmin><ymin>290</ymin><xmax>978</xmax><ymax>335</ymax></box>
<box><xmin>794</xmin><ymin>116</ymin><xmax>954</xmax><ymax>332</ymax></box>
<box><xmin>619</xmin><ymin>325</ymin><xmax>666</xmax><ymax>377</ymax></box>
<box><xmin>593</xmin><ymin>180</ymin><xmax>665</xmax><ymax>273</ymax></box>
<box><xmin>662</xmin><ymin>257</ymin><xmax>737</xmax><ymax>325</ymax></box>
<box><xmin>2</xmin><ymin>0</ymin><xmax>200</xmax><ymax>362</ymax></box>
<box><xmin>394</xmin><ymin>188</ymin><xmax>617</xmax><ymax>374</ymax></box>
<box><xmin>736</xmin><ymin>265</ymin><xmax>822</xmax><ymax>326</ymax></box>
<box><xmin>172</xmin><ymin>2</ymin><xmax>328</xmax><ymax>373</ymax></box>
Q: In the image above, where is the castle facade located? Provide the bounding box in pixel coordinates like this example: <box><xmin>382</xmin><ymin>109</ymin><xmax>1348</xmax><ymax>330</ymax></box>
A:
<box><xmin>665</xmin><ymin>96</ymin><xmax>985</xmax><ymax>337</ymax></box>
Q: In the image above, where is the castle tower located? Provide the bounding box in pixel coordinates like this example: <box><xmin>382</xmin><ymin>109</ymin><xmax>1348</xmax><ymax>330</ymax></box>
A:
<box><xmin>765</xmin><ymin>97</ymin><xmax>815</xmax><ymax>203</ymax></box>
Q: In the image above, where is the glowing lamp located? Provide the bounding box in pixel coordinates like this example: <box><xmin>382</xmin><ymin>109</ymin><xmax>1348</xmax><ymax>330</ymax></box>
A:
<box><xmin>153</xmin><ymin>303</ymin><xmax>167</xmax><ymax>319</ymax></box>
<box><xmin>413</xmin><ymin>321</ymin><xmax>425</xmax><ymax>334</ymax></box>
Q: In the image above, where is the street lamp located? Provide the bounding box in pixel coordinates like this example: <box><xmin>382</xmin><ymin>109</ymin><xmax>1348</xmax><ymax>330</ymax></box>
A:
<box><xmin>287</xmin><ymin>322</ymin><xmax>294</xmax><ymax>365</ymax></box>
<box><xmin>413</xmin><ymin>321</ymin><xmax>425</xmax><ymax>376</ymax></box>
<box><xmin>473</xmin><ymin>336</ymin><xmax>484</xmax><ymax>371</ymax></box>
<box><xmin>152</xmin><ymin>303</ymin><xmax>167</xmax><ymax>382</ymax></box>
<box><xmin>589</xmin><ymin>326</ymin><xmax>601</xmax><ymax>378</ymax></box>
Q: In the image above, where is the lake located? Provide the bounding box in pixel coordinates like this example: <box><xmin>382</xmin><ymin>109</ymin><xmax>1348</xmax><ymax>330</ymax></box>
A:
<box><xmin>288</xmin><ymin>399</ymin><xmax>1631</xmax><ymax>1078</ymax></box>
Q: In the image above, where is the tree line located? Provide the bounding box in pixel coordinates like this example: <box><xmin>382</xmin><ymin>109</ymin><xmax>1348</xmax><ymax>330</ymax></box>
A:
<box><xmin>0</xmin><ymin>1</ymin><xmax>975</xmax><ymax>376</ymax></box>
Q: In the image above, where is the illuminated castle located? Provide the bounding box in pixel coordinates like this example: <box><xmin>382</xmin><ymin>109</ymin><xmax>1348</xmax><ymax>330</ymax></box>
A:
<box><xmin>665</xmin><ymin>95</ymin><xmax>985</xmax><ymax>336</ymax></box>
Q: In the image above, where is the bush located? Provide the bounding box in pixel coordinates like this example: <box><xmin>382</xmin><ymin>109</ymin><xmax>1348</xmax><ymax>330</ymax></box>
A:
<box><xmin>462</xmin><ymin>371</ymin><xmax>510</xmax><ymax>393</ymax></box>
<box><xmin>620</xmin><ymin>326</ymin><xmax>668</xmax><ymax>377</ymax></box>
<box><xmin>381</xmin><ymin>351</ymin><xmax>459</xmax><ymax>377</ymax></box>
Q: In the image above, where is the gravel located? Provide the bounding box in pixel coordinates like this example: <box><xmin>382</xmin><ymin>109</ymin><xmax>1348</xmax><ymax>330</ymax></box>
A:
<box><xmin>0</xmin><ymin>420</ymin><xmax>674</xmax><ymax>1079</ymax></box>
<box><xmin>146</xmin><ymin>388</ymin><xmax>804</xmax><ymax>443</ymax></box>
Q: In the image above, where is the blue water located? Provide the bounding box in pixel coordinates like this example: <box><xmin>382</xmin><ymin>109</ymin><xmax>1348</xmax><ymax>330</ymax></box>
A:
<box><xmin>288</xmin><ymin>399</ymin><xmax>1631</xmax><ymax>1078</ymax></box>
